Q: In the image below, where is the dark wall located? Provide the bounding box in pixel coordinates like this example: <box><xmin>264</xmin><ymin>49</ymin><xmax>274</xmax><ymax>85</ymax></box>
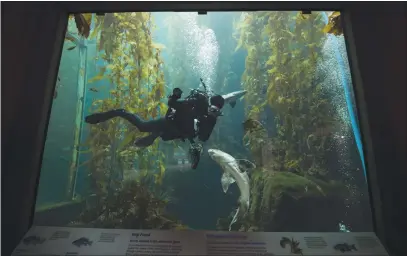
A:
<box><xmin>1</xmin><ymin>2</ymin><xmax>406</xmax><ymax>256</ymax></box>
<box><xmin>345</xmin><ymin>6</ymin><xmax>407</xmax><ymax>256</ymax></box>
<box><xmin>1</xmin><ymin>2</ymin><xmax>67</xmax><ymax>255</ymax></box>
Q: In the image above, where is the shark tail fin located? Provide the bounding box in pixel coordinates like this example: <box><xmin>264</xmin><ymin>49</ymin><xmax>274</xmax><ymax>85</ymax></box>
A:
<box><xmin>229</xmin><ymin>207</ymin><xmax>240</xmax><ymax>231</ymax></box>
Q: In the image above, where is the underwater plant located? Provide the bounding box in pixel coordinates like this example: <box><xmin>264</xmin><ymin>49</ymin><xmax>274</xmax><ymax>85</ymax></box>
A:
<box><xmin>78</xmin><ymin>13</ymin><xmax>168</xmax><ymax>205</ymax></box>
<box><xmin>235</xmin><ymin>11</ymin><xmax>337</xmax><ymax>176</ymax></box>
<box><xmin>265</xmin><ymin>11</ymin><xmax>337</xmax><ymax>176</ymax></box>
<box><xmin>63</xmin><ymin>14</ymin><xmax>93</xmax><ymax>51</ymax></box>
<box><xmin>72</xmin><ymin>175</ymin><xmax>187</xmax><ymax>230</ymax></box>
<box><xmin>234</xmin><ymin>12</ymin><xmax>274</xmax><ymax>166</ymax></box>
<box><xmin>235</xmin><ymin>12</ymin><xmax>270</xmax><ymax>121</ymax></box>
<box><xmin>217</xmin><ymin>169</ymin><xmax>347</xmax><ymax>232</ymax></box>
<box><xmin>229</xmin><ymin>11</ymin><xmax>349</xmax><ymax>232</ymax></box>
<box><xmin>322</xmin><ymin>11</ymin><xmax>343</xmax><ymax>36</ymax></box>
<box><xmin>73</xmin><ymin>13</ymin><xmax>92</xmax><ymax>38</ymax></box>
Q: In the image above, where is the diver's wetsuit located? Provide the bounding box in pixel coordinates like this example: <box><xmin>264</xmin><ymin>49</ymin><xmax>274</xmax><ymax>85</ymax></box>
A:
<box><xmin>84</xmin><ymin>109</ymin><xmax>176</xmax><ymax>147</ymax></box>
<box><xmin>166</xmin><ymin>91</ymin><xmax>204</xmax><ymax>143</ymax></box>
<box><xmin>84</xmin><ymin>93</ymin><xmax>199</xmax><ymax>145</ymax></box>
<box><xmin>84</xmin><ymin>87</ymin><xmax>223</xmax><ymax>169</ymax></box>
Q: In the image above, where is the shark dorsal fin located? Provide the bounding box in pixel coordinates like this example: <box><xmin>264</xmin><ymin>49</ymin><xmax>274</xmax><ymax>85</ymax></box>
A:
<box><xmin>235</xmin><ymin>159</ymin><xmax>256</xmax><ymax>172</ymax></box>
<box><xmin>221</xmin><ymin>172</ymin><xmax>235</xmax><ymax>193</ymax></box>
<box><xmin>229</xmin><ymin>101</ymin><xmax>237</xmax><ymax>108</ymax></box>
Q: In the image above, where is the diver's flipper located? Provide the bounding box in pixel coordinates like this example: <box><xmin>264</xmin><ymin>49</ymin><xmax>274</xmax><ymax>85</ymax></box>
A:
<box><xmin>221</xmin><ymin>172</ymin><xmax>236</xmax><ymax>193</ymax></box>
<box><xmin>229</xmin><ymin>101</ymin><xmax>237</xmax><ymax>108</ymax></box>
<box><xmin>85</xmin><ymin>112</ymin><xmax>113</xmax><ymax>124</ymax></box>
<box><xmin>134</xmin><ymin>133</ymin><xmax>159</xmax><ymax>147</ymax></box>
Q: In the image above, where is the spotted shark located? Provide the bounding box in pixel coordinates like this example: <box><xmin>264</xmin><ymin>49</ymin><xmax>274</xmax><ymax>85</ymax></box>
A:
<box><xmin>208</xmin><ymin>149</ymin><xmax>255</xmax><ymax>231</ymax></box>
<box><xmin>194</xmin><ymin>90</ymin><xmax>247</xmax><ymax>129</ymax></box>
<box><xmin>221</xmin><ymin>90</ymin><xmax>247</xmax><ymax>108</ymax></box>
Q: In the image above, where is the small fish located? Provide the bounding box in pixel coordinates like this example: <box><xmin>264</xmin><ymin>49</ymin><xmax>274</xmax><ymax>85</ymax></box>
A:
<box><xmin>67</xmin><ymin>45</ymin><xmax>77</xmax><ymax>51</ymax></box>
<box><xmin>23</xmin><ymin>235</ymin><xmax>46</xmax><ymax>246</ymax></box>
<box><xmin>72</xmin><ymin>237</ymin><xmax>93</xmax><ymax>247</ymax></box>
<box><xmin>53</xmin><ymin>76</ymin><xmax>63</xmax><ymax>99</ymax></box>
<box><xmin>280</xmin><ymin>237</ymin><xmax>291</xmax><ymax>248</ymax></box>
<box><xmin>334</xmin><ymin>243</ymin><xmax>357</xmax><ymax>253</ymax></box>
<box><xmin>280</xmin><ymin>237</ymin><xmax>303</xmax><ymax>255</ymax></box>
<box><xmin>65</xmin><ymin>34</ymin><xmax>77</xmax><ymax>43</ymax></box>
<box><xmin>89</xmin><ymin>87</ymin><xmax>99</xmax><ymax>92</ymax></box>
<box><xmin>242</xmin><ymin>119</ymin><xmax>265</xmax><ymax>133</ymax></box>
<box><xmin>62</xmin><ymin>146</ymin><xmax>72</xmax><ymax>151</ymax></box>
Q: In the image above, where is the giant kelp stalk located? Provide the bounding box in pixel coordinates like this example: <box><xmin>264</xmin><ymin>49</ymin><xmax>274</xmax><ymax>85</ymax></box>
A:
<box><xmin>234</xmin><ymin>12</ymin><xmax>273</xmax><ymax>166</ymax></box>
<box><xmin>227</xmin><ymin>11</ymin><xmax>349</xmax><ymax>232</ymax></box>
<box><xmin>73</xmin><ymin>175</ymin><xmax>187</xmax><ymax>230</ymax></box>
<box><xmin>80</xmin><ymin>13</ymin><xmax>168</xmax><ymax>224</ymax></box>
<box><xmin>264</xmin><ymin>12</ymin><xmax>335</xmax><ymax>176</ymax></box>
<box><xmin>236</xmin><ymin>12</ymin><xmax>335</xmax><ymax>175</ymax></box>
<box><xmin>235</xmin><ymin>12</ymin><xmax>269</xmax><ymax>118</ymax></box>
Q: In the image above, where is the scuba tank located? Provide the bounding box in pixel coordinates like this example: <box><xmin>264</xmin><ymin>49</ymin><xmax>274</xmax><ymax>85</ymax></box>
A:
<box><xmin>185</xmin><ymin>78</ymin><xmax>211</xmax><ymax>117</ymax></box>
<box><xmin>186</xmin><ymin>78</ymin><xmax>210</xmax><ymax>101</ymax></box>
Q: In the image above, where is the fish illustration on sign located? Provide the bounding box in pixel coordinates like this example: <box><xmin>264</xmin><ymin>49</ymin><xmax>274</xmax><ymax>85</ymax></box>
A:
<box><xmin>23</xmin><ymin>235</ymin><xmax>46</xmax><ymax>246</ymax></box>
<box><xmin>334</xmin><ymin>243</ymin><xmax>358</xmax><ymax>253</ymax></box>
<box><xmin>280</xmin><ymin>237</ymin><xmax>303</xmax><ymax>255</ymax></box>
<box><xmin>72</xmin><ymin>237</ymin><xmax>93</xmax><ymax>247</ymax></box>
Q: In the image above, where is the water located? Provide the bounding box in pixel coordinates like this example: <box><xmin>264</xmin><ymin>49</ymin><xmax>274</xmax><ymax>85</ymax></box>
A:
<box><xmin>34</xmin><ymin>11</ymin><xmax>373</xmax><ymax>232</ymax></box>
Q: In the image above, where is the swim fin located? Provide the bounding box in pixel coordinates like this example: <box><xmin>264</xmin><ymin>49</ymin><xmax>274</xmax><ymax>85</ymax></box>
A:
<box><xmin>135</xmin><ymin>133</ymin><xmax>160</xmax><ymax>147</ymax></box>
<box><xmin>85</xmin><ymin>109</ymin><xmax>122</xmax><ymax>124</ymax></box>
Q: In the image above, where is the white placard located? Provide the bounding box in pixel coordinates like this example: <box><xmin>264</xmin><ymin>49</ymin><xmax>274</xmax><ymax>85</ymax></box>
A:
<box><xmin>12</xmin><ymin>226</ymin><xmax>389</xmax><ymax>256</ymax></box>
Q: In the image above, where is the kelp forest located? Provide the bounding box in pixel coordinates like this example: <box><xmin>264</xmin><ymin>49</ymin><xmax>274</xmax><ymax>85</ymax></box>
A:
<box><xmin>35</xmin><ymin>11</ymin><xmax>372</xmax><ymax>233</ymax></box>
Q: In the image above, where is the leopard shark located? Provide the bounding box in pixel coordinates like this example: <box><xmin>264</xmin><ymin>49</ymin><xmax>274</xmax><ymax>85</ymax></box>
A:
<box><xmin>193</xmin><ymin>90</ymin><xmax>247</xmax><ymax>129</ymax></box>
<box><xmin>208</xmin><ymin>149</ymin><xmax>255</xmax><ymax>231</ymax></box>
<box><xmin>222</xmin><ymin>90</ymin><xmax>247</xmax><ymax>108</ymax></box>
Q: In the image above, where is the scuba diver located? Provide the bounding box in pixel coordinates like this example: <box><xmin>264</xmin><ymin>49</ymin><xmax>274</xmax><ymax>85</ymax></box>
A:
<box><xmin>84</xmin><ymin>78</ymin><xmax>225</xmax><ymax>169</ymax></box>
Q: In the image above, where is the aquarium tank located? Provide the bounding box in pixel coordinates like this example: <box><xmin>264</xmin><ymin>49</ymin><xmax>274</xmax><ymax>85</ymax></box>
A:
<box><xmin>34</xmin><ymin>11</ymin><xmax>373</xmax><ymax>233</ymax></box>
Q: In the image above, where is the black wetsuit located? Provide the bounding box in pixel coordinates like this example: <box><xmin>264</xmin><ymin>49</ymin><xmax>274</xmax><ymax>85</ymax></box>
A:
<box><xmin>84</xmin><ymin>88</ymin><xmax>222</xmax><ymax>169</ymax></box>
<box><xmin>84</xmin><ymin>89</ymin><xmax>210</xmax><ymax>146</ymax></box>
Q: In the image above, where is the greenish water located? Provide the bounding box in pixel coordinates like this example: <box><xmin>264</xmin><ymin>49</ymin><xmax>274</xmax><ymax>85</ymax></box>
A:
<box><xmin>34</xmin><ymin>11</ymin><xmax>372</xmax><ymax>232</ymax></box>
